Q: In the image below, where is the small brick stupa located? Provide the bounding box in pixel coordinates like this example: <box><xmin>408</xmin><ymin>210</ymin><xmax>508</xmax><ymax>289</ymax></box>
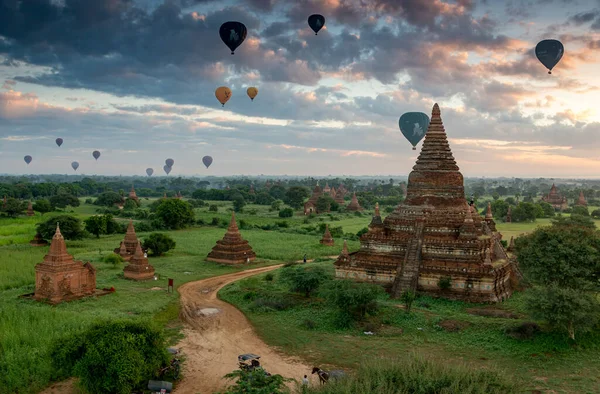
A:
<box><xmin>30</xmin><ymin>232</ymin><xmax>48</xmax><ymax>247</ymax></box>
<box><xmin>507</xmin><ymin>236</ymin><xmax>515</xmax><ymax>252</ymax></box>
<box><xmin>320</xmin><ymin>224</ymin><xmax>335</xmax><ymax>246</ymax></box>
<box><xmin>304</xmin><ymin>183</ymin><xmax>325</xmax><ymax>215</ymax></box>
<box><xmin>335</xmin><ymin>104</ymin><xmax>513</xmax><ymax>303</ymax></box>
<box><xmin>114</xmin><ymin>220</ymin><xmax>139</xmax><ymax>261</ymax></box>
<box><xmin>323</xmin><ymin>183</ymin><xmax>331</xmax><ymax>193</ymax></box>
<box><xmin>346</xmin><ymin>192</ymin><xmax>364</xmax><ymax>212</ymax></box>
<box><xmin>128</xmin><ymin>185</ymin><xmax>140</xmax><ymax>204</ymax></box>
<box><xmin>207</xmin><ymin>212</ymin><xmax>256</xmax><ymax>264</ymax></box>
<box><xmin>26</xmin><ymin>201</ymin><xmax>34</xmax><ymax>216</ymax></box>
<box><xmin>576</xmin><ymin>190</ymin><xmax>587</xmax><ymax>207</ymax></box>
<box><xmin>542</xmin><ymin>184</ymin><xmax>568</xmax><ymax>211</ymax></box>
<box><xmin>34</xmin><ymin>224</ymin><xmax>96</xmax><ymax>304</ymax></box>
<box><xmin>329</xmin><ymin>186</ymin><xmax>337</xmax><ymax>199</ymax></box>
<box><xmin>124</xmin><ymin>242</ymin><xmax>155</xmax><ymax>280</ymax></box>
<box><xmin>505</xmin><ymin>206</ymin><xmax>512</xmax><ymax>223</ymax></box>
<box><xmin>484</xmin><ymin>202</ymin><xmax>496</xmax><ymax>232</ymax></box>
<box><xmin>334</xmin><ymin>186</ymin><xmax>346</xmax><ymax>205</ymax></box>
<box><xmin>249</xmin><ymin>184</ymin><xmax>255</xmax><ymax>195</ymax></box>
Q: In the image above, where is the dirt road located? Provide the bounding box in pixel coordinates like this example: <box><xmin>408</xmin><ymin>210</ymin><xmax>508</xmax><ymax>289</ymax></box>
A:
<box><xmin>174</xmin><ymin>265</ymin><xmax>313</xmax><ymax>394</ymax></box>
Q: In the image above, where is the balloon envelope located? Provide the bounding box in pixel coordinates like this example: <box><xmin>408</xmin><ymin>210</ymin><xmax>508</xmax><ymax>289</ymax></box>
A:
<box><xmin>24</xmin><ymin>155</ymin><xmax>32</xmax><ymax>164</ymax></box>
<box><xmin>55</xmin><ymin>138</ymin><xmax>63</xmax><ymax>147</ymax></box>
<box><xmin>92</xmin><ymin>150</ymin><xmax>101</xmax><ymax>160</ymax></box>
<box><xmin>165</xmin><ymin>158</ymin><xmax>174</xmax><ymax>167</ymax></box>
<box><xmin>219</xmin><ymin>21</ymin><xmax>247</xmax><ymax>54</ymax></box>
<box><xmin>247</xmin><ymin>87</ymin><xmax>258</xmax><ymax>101</ymax></box>
<box><xmin>399</xmin><ymin>112</ymin><xmax>430</xmax><ymax>150</ymax></box>
<box><xmin>535</xmin><ymin>39</ymin><xmax>564</xmax><ymax>74</ymax></box>
<box><xmin>71</xmin><ymin>161</ymin><xmax>79</xmax><ymax>171</ymax></box>
<box><xmin>308</xmin><ymin>14</ymin><xmax>325</xmax><ymax>35</ymax></box>
<box><xmin>202</xmin><ymin>156</ymin><xmax>213</xmax><ymax>168</ymax></box>
<box><xmin>146</xmin><ymin>168</ymin><xmax>154</xmax><ymax>176</ymax></box>
<box><xmin>215</xmin><ymin>86</ymin><xmax>232</xmax><ymax>107</ymax></box>
<box><xmin>163</xmin><ymin>165</ymin><xmax>171</xmax><ymax>175</ymax></box>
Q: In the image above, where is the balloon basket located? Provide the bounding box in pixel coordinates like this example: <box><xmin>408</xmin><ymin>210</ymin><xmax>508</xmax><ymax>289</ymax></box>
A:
<box><xmin>548</xmin><ymin>71</ymin><xmax>552</xmax><ymax>74</ymax></box>
<box><xmin>412</xmin><ymin>147</ymin><xmax>416</xmax><ymax>150</ymax></box>
<box><xmin>231</xmin><ymin>51</ymin><xmax>234</xmax><ymax>55</ymax></box>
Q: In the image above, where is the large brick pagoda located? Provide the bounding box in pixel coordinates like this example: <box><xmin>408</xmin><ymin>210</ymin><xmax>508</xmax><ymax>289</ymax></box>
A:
<box><xmin>206</xmin><ymin>212</ymin><xmax>256</xmax><ymax>264</ymax></box>
<box><xmin>124</xmin><ymin>242</ymin><xmax>155</xmax><ymax>280</ymax></box>
<box><xmin>541</xmin><ymin>184</ymin><xmax>568</xmax><ymax>211</ymax></box>
<box><xmin>334</xmin><ymin>104</ymin><xmax>514</xmax><ymax>303</ymax></box>
<box><xmin>34</xmin><ymin>224</ymin><xmax>96</xmax><ymax>304</ymax></box>
<box><xmin>576</xmin><ymin>190</ymin><xmax>587</xmax><ymax>207</ymax></box>
<box><xmin>304</xmin><ymin>183</ymin><xmax>325</xmax><ymax>215</ymax></box>
<box><xmin>346</xmin><ymin>192</ymin><xmax>363</xmax><ymax>212</ymax></box>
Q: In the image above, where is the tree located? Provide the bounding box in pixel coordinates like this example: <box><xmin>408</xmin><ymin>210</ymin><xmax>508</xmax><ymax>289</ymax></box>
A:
<box><xmin>94</xmin><ymin>191</ymin><xmax>124</xmax><ymax>207</ymax></box>
<box><xmin>400</xmin><ymin>290</ymin><xmax>416</xmax><ymax>313</ymax></box>
<box><xmin>155</xmin><ymin>199</ymin><xmax>195</xmax><ymax>230</ymax></box>
<box><xmin>220</xmin><ymin>368</ymin><xmax>289</xmax><ymax>394</ymax></box>
<box><xmin>492</xmin><ymin>192</ymin><xmax>500</xmax><ymax>201</ymax></box>
<box><xmin>278</xmin><ymin>208</ymin><xmax>293</xmax><ymax>218</ymax></box>
<box><xmin>551</xmin><ymin>214</ymin><xmax>596</xmax><ymax>229</ymax></box>
<box><xmin>571</xmin><ymin>205</ymin><xmax>589</xmax><ymax>216</ymax></box>
<box><xmin>516</xmin><ymin>222</ymin><xmax>600</xmax><ymax>340</ymax></box>
<box><xmin>490</xmin><ymin>199</ymin><xmax>509</xmax><ymax>220</ymax></box>
<box><xmin>2</xmin><ymin>198</ymin><xmax>25</xmax><ymax>217</ymax></box>
<box><xmin>232</xmin><ymin>195</ymin><xmax>246</xmax><ymax>212</ymax></box>
<box><xmin>123</xmin><ymin>198</ymin><xmax>139</xmax><ymax>210</ymax></box>
<box><xmin>49</xmin><ymin>193</ymin><xmax>80</xmax><ymax>209</ymax></box>
<box><xmin>322</xmin><ymin>280</ymin><xmax>383</xmax><ymax>326</ymax></box>
<box><xmin>592</xmin><ymin>209</ymin><xmax>600</xmax><ymax>219</ymax></box>
<box><xmin>37</xmin><ymin>215</ymin><xmax>86</xmax><ymax>240</ymax></box>
<box><xmin>270</xmin><ymin>199</ymin><xmax>282</xmax><ymax>211</ymax></box>
<box><xmin>279</xmin><ymin>265</ymin><xmax>331</xmax><ymax>297</ymax></box>
<box><xmin>33</xmin><ymin>199</ymin><xmax>53</xmax><ymax>215</ymax></box>
<box><xmin>268</xmin><ymin>185</ymin><xmax>287</xmax><ymax>200</ymax></box>
<box><xmin>254</xmin><ymin>192</ymin><xmax>274</xmax><ymax>205</ymax></box>
<box><xmin>285</xmin><ymin>186</ymin><xmax>310</xmax><ymax>209</ymax></box>
<box><xmin>316</xmin><ymin>195</ymin><xmax>334</xmax><ymax>213</ymax></box>
<box><xmin>511</xmin><ymin>202</ymin><xmax>537</xmax><ymax>222</ymax></box>
<box><xmin>84</xmin><ymin>216</ymin><xmax>107</xmax><ymax>238</ymax></box>
<box><xmin>143</xmin><ymin>233</ymin><xmax>176</xmax><ymax>256</ymax></box>
<box><xmin>538</xmin><ymin>201</ymin><xmax>555</xmax><ymax>218</ymax></box>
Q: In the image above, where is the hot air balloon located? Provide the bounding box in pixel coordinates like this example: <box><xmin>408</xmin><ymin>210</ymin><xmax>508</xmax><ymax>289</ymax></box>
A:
<box><xmin>163</xmin><ymin>165</ymin><xmax>171</xmax><ymax>175</ymax></box>
<box><xmin>399</xmin><ymin>112</ymin><xmax>430</xmax><ymax>150</ymax></box>
<box><xmin>92</xmin><ymin>150</ymin><xmax>101</xmax><ymax>160</ymax></box>
<box><xmin>24</xmin><ymin>155</ymin><xmax>32</xmax><ymax>165</ymax></box>
<box><xmin>535</xmin><ymin>39</ymin><xmax>564</xmax><ymax>74</ymax></box>
<box><xmin>55</xmin><ymin>138</ymin><xmax>63</xmax><ymax>147</ymax></box>
<box><xmin>215</xmin><ymin>86</ymin><xmax>232</xmax><ymax>107</ymax></box>
<box><xmin>219</xmin><ymin>21</ymin><xmax>247</xmax><ymax>55</ymax></box>
<box><xmin>202</xmin><ymin>156</ymin><xmax>213</xmax><ymax>168</ymax></box>
<box><xmin>165</xmin><ymin>158</ymin><xmax>174</xmax><ymax>167</ymax></box>
<box><xmin>146</xmin><ymin>168</ymin><xmax>154</xmax><ymax>176</ymax></box>
<box><xmin>247</xmin><ymin>87</ymin><xmax>258</xmax><ymax>101</ymax></box>
<box><xmin>308</xmin><ymin>14</ymin><xmax>326</xmax><ymax>35</ymax></box>
<box><xmin>71</xmin><ymin>161</ymin><xmax>79</xmax><ymax>171</ymax></box>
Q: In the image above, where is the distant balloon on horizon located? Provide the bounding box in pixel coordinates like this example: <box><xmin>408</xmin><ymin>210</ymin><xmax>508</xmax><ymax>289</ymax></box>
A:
<box><xmin>55</xmin><ymin>138</ymin><xmax>63</xmax><ymax>147</ymax></box>
<box><xmin>71</xmin><ymin>161</ymin><xmax>79</xmax><ymax>171</ymax></box>
<box><xmin>163</xmin><ymin>165</ymin><xmax>171</xmax><ymax>175</ymax></box>
<box><xmin>92</xmin><ymin>150</ymin><xmax>101</xmax><ymax>160</ymax></box>
<box><xmin>165</xmin><ymin>158</ymin><xmax>174</xmax><ymax>167</ymax></box>
<box><xmin>202</xmin><ymin>156</ymin><xmax>213</xmax><ymax>168</ymax></box>
<box><xmin>24</xmin><ymin>155</ymin><xmax>32</xmax><ymax>165</ymax></box>
<box><xmin>146</xmin><ymin>168</ymin><xmax>154</xmax><ymax>176</ymax></box>
<box><xmin>215</xmin><ymin>86</ymin><xmax>232</xmax><ymax>107</ymax></box>
<box><xmin>247</xmin><ymin>87</ymin><xmax>258</xmax><ymax>101</ymax></box>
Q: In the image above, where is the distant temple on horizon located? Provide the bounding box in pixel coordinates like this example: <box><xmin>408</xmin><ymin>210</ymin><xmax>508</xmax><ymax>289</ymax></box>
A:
<box><xmin>541</xmin><ymin>184</ymin><xmax>568</xmax><ymax>211</ymax></box>
<box><xmin>334</xmin><ymin>104</ymin><xmax>515</xmax><ymax>303</ymax></box>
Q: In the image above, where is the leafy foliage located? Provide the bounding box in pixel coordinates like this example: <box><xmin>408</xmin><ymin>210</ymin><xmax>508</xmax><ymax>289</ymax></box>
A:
<box><xmin>316</xmin><ymin>195</ymin><xmax>334</xmax><ymax>213</ymax></box>
<box><xmin>233</xmin><ymin>195</ymin><xmax>246</xmax><ymax>212</ymax></box>
<box><xmin>94</xmin><ymin>191</ymin><xmax>124</xmax><ymax>207</ymax></box>
<box><xmin>143</xmin><ymin>233</ymin><xmax>176</xmax><ymax>256</ymax></box>
<box><xmin>285</xmin><ymin>186</ymin><xmax>310</xmax><ymax>209</ymax></box>
<box><xmin>155</xmin><ymin>198</ymin><xmax>195</xmax><ymax>229</ymax></box>
<box><xmin>1</xmin><ymin>198</ymin><xmax>25</xmax><ymax>217</ymax></box>
<box><xmin>49</xmin><ymin>193</ymin><xmax>80</xmax><ymax>209</ymax></box>
<box><xmin>123</xmin><ymin>198</ymin><xmax>139</xmax><ymax>210</ymax></box>
<box><xmin>37</xmin><ymin>214</ymin><xmax>85</xmax><ymax>240</ymax></box>
<box><xmin>321</xmin><ymin>280</ymin><xmax>383</xmax><ymax>326</ymax></box>
<box><xmin>103</xmin><ymin>254</ymin><xmax>124</xmax><ymax>265</ymax></box>
<box><xmin>219</xmin><ymin>368</ymin><xmax>290</xmax><ymax>394</ymax></box>
<box><xmin>279</xmin><ymin>265</ymin><xmax>331</xmax><ymax>297</ymax></box>
<box><xmin>278</xmin><ymin>208</ymin><xmax>294</xmax><ymax>218</ymax></box>
<box><xmin>571</xmin><ymin>205</ymin><xmax>589</xmax><ymax>216</ymax></box>
<box><xmin>84</xmin><ymin>215</ymin><xmax>107</xmax><ymax>238</ymax></box>
<box><xmin>33</xmin><ymin>199</ymin><xmax>53</xmax><ymax>215</ymax></box>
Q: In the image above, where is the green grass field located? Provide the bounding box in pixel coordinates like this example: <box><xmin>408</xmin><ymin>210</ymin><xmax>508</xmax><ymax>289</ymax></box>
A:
<box><xmin>1</xmin><ymin>197</ymin><xmax>599</xmax><ymax>393</ymax></box>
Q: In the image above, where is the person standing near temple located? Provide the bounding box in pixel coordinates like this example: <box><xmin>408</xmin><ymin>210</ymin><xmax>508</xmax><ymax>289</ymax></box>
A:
<box><xmin>303</xmin><ymin>253</ymin><xmax>307</xmax><ymax>263</ymax></box>
<box><xmin>302</xmin><ymin>374</ymin><xmax>309</xmax><ymax>391</ymax></box>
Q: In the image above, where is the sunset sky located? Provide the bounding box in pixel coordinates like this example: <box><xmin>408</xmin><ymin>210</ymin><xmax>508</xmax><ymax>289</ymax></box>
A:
<box><xmin>1</xmin><ymin>0</ymin><xmax>599</xmax><ymax>177</ymax></box>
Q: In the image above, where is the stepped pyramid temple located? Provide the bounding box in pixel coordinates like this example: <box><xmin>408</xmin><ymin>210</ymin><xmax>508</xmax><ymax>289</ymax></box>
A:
<box><xmin>346</xmin><ymin>192</ymin><xmax>364</xmax><ymax>211</ymax></box>
<box><xmin>304</xmin><ymin>183</ymin><xmax>325</xmax><ymax>215</ymax></box>
<box><xmin>124</xmin><ymin>242</ymin><xmax>155</xmax><ymax>280</ymax></box>
<box><xmin>114</xmin><ymin>220</ymin><xmax>139</xmax><ymax>262</ymax></box>
<box><xmin>128</xmin><ymin>185</ymin><xmax>139</xmax><ymax>203</ymax></box>
<box><xmin>323</xmin><ymin>183</ymin><xmax>331</xmax><ymax>193</ymax></box>
<box><xmin>207</xmin><ymin>212</ymin><xmax>256</xmax><ymax>264</ymax></box>
<box><xmin>576</xmin><ymin>190</ymin><xmax>587</xmax><ymax>207</ymax></box>
<box><xmin>30</xmin><ymin>232</ymin><xmax>48</xmax><ymax>247</ymax></box>
<box><xmin>334</xmin><ymin>104</ymin><xmax>514</xmax><ymax>303</ymax></box>
<box><xmin>542</xmin><ymin>184</ymin><xmax>568</xmax><ymax>211</ymax></box>
<box><xmin>27</xmin><ymin>201</ymin><xmax>34</xmax><ymax>216</ymax></box>
<box><xmin>329</xmin><ymin>186</ymin><xmax>337</xmax><ymax>199</ymax></box>
<box><xmin>320</xmin><ymin>224</ymin><xmax>335</xmax><ymax>246</ymax></box>
<box><xmin>334</xmin><ymin>186</ymin><xmax>346</xmax><ymax>205</ymax></box>
<box><xmin>34</xmin><ymin>224</ymin><xmax>96</xmax><ymax>304</ymax></box>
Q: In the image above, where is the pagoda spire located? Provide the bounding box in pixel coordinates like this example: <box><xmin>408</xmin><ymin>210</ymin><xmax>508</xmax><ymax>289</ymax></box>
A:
<box><xmin>459</xmin><ymin>202</ymin><xmax>478</xmax><ymax>240</ymax></box>
<box><xmin>375</xmin><ymin>202</ymin><xmax>380</xmax><ymax>217</ymax></box>
<box><xmin>45</xmin><ymin>223</ymin><xmax>74</xmax><ymax>264</ymax></box>
<box><xmin>485</xmin><ymin>202</ymin><xmax>493</xmax><ymax>219</ymax></box>
<box><xmin>228</xmin><ymin>211</ymin><xmax>239</xmax><ymax>231</ymax></box>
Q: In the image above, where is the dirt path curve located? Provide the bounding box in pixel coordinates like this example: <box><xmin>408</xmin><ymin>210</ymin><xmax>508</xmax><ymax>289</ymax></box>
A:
<box><xmin>174</xmin><ymin>265</ymin><xmax>312</xmax><ymax>394</ymax></box>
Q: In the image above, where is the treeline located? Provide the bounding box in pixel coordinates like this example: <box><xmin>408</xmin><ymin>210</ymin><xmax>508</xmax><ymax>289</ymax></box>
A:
<box><xmin>477</xmin><ymin>197</ymin><xmax>600</xmax><ymax>222</ymax></box>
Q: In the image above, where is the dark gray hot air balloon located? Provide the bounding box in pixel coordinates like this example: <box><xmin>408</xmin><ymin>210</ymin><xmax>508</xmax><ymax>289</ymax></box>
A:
<box><xmin>163</xmin><ymin>165</ymin><xmax>171</xmax><ymax>175</ymax></box>
<box><xmin>24</xmin><ymin>155</ymin><xmax>32</xmax><ymax>165</ymax></box>
<box><xmin>92</xmin><ymin>150</ymin><xmax>101</xmax><ymax>160</ymax></box>
<box><xmin>146</xmin><ymin>168</ymin><xmax>154</xmax><ymax>176</ymax></box>
<box><xmin>399</xmin><ymin>112</ymin><xmax>430</xmax><ymax>150</ymax></box>
<box><xmin>165</xmin><ymin>158</ymin><xmax>174</xmax><ymax>167</ymax></box>
<box><xmin>55</xmin><ymin>138</ymin><xmax>63</xmax><ymax>147</ymax></box>
<box><xmin>219</xmin><ymin>21</ymin><xmax>247</xmax><ymax>54</ymax></box>
<box><xmin>535</xmin><ymin>39</ymin><xmax>564</xmax><ymax>74</ymax></box>
<box><xmin>308</xmin><ymin>14</ymin><xmax>325</xmax><ymax>35</ymax></box>
<box><xmin>71</xmin><ymin>161</ymin><xmax>79</xmax><ymax>171</ymax></box>
<box><xmin>202</xmin><ymin>156</ymin><xmax>213</xmax><ymax>168</ymax></box>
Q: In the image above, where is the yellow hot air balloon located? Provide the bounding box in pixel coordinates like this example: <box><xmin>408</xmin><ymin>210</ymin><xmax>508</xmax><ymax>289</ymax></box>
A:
<box><xmin>247</xmin><ymin>87</ymin><xmax>258</xmax><ymax>101</ymax></box>
<box><xmin>215</xmin><ymin>86</ymin><xmax>232</xmax><ymax>107</ymax></box>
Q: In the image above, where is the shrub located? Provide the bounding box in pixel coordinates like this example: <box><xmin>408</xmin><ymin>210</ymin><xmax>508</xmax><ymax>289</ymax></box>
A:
<box><xmin>33</xmin><ymin>199</ymin><xmax>53</xmax><ymax>215</ymax></box>
<box><xmin>37</xmin><ymin>214</ymin><xmax>85</xmax><ymax>240</ymax></box>
<box><xmin>385</xmin><ymin>206</ymin><xmax>394</xmax><ymax>213</ymax></box>
<box><xmin>278</xmin><ymin>208</ymin><xmax>294</xmax><ymax>218</ymax></box>
<box><xmin>155</xmin><ymin>199</ymin><xmax>195</xmax><ymax>230</ymax></box>
<box><xmin>84</xmin><ymin>198</ymin><xmax>94</xmax><ymax>204</ymax></box>
<box><xmin>265</xmin><ymin>273</ymin><xmax>274</xmax><ymax>282</ymax></box>
<box><xmin>505</xmin><ymin>322</ymin><xmax>541</xmax><ymax>340</ymax></box>
<box><xmin>143</xmin><ymin>233</ymin><xmax>176</xmax><ymax>256</ymax></box>
<box><xmin>50</xmin><ymin>320</ymin><xmax>169</xmax><ymax>394</ymax></box>
<box><xmin>279</xmin><ymin>265</ymin><xmax>332</xmax><ymax>297</ymax></box>
<box><xmin>322</xmin><ymin>280</ymin><xmax>383</xmax><ymax>326</ymax></box>
<box><xmin>301</xmin><ymin>319</ymin><xmax>317</xmax><ymax>330</ymax></box>
<box><xmin>103</xmin><ymin>254</ymin><xmax>124</xmax><ymax>265</ymax></box>
<box><xmin>209</xmin><ymin>205</ymin><xmax>218</xmax><ymax>212</ymax></box>
<box><xmin>211</xmin><ymin>217</ymin><xmax>220</xmax><ymax>226</ymax></box>
<box><xmin>356</xmin><ymin>227</ymin><xmax>369</xmax><ymax>238</ymax></box>
<box><xmin>221</xmin><ymin>369</ymin><xmax>289</xmax><ymax>393</ymax></box>
<box><xmin>438</xmin><ymin>276</ymin><xmax>452</xmax><ymax>290</ymax></box>
<box><xmin>250</xmin><ymin>297</ymin><xmax>296</xmax><ymax>312</ymax></box>
<box><xmin>123</xmin><ymin>198</ymin><xmax>139</xmax><ymax>210</ymax></box>
<box><xmin>275</xmin><ymin>221</ymin><xmax>289</xmax><ymax>228</ymax></box>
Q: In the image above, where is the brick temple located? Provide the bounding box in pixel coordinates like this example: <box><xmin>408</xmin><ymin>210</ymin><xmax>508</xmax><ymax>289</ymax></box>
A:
<box><xmin>304</xmin><ymin>183</ymin><xmax>326</xmax><ymax>215</ymax></box>
<box><xmin>320</xmin><ymin>224</ymin><xmax>334</xmax><ymax>246</ymax></box>
<box><xmin>124</xmin><ymin>242</ymin><xmax>155</xmax><ymax>280</ymax></box>
<box><xmin>541</xmin><ymin>184</ymin><xmax>568</xmax><ymax>211</ymax></box>
<box><xmin>30</xmin><ymin>232</ymin><xmax>48</xmax><ymax>247</ymax></box>
<box><xmin>114</xmin><ymin>220</ymin><xmax>139</xmax><ymax>261</ymax></box>
<box><xmin>27</xmin><ymin>201</ymin><xmax>34</xmax><ymax>216</ymax></box>
<box><xmin>346</xmin><ymin>192</ymin><xmax>364</xmax><ymax>212</ymax></box>
<box><xmin>576</xmin><ymin>190</ymin><xmax>587</xmax><ymax>207</ymax></box>
<box><xmin>128</xmin><ymin>185</ymin><xmax>139</xmax><ymax>204</ymax></box>
<box><xmin>334</xmin><ymin>104</ymin><xmax>514</xmax><ymax>303</ymax></box>
<box><xmin>207</xmin><ymin>212</ymin><xmax>256</xmax><ymax>264</ymax></box>
<box><xmin>34</xmin><ymin>224</ymin><xmax>96</xmax><ymax>304</ymax></box>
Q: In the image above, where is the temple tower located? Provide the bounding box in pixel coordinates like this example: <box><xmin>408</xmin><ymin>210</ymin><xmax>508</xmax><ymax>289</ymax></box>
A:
<box><xmin>576</xmin><ymin>190</ymin><xmax>587</xmax><ymax>207</ymax></box>
<box><xmin>128</xmin><ymin>185</ymin><xmax>139</xmax><ymax>203</ymax></box>
<box><xmin>542</xmin><ymin>184</ymin><xmax>568</xmax><ymax>211</ymax></box>
<box><xmin>26</xmin><ymin>201</ymin><xmax>34</xmax><ymax>216</ymax></box>
<box><xmin>207</xmin><ymin>212</ymin><xmax>256</xmax><ymax>264</ymax></box>
<box><xmin>114</xmin><ymin>220</ymin><xmax>139</xmax><ymax>261</ymax></box>
<box><xmin>124</xmin><ymin>242</ymin><xmax>155</xmax><ymax>280</ymax></box>
<box><xmin>320</xmin><ymin>224</ymin><xmax>335</xmax><ymax>246</ymax></box>
<box><xmin>346</xmin><ymin>192</ymin><xmax>364</xmax><ymax>212</ymax></box>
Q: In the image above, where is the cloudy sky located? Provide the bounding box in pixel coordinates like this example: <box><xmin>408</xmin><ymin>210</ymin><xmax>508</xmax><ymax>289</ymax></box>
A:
<box><xmin>1</xmin><ymin>0</ymin><xmax>599</xmax><ymax>177</ymax></box>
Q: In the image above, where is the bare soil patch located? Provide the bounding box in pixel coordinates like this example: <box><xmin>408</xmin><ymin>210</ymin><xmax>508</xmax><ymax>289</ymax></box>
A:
<box><xmin>438</xmin><ymin>320</ymin><xmax>471</xmax><ymax>332</ymax></box>
<box><xmin>467</xmin><ymin>308</ymin><xmax>521</xmax><ymax>319</ymax></box>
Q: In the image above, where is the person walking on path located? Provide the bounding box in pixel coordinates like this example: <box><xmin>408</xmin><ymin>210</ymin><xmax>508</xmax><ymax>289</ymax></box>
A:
<box><xmin>302</xmin><ymin>374</ymin><xmax>309</xmax><ymax>392</ymax></box>
<box><xmin>303</xmin><ymin>254</ymin><xmax>307</xmax><ymax>263</ymax></box>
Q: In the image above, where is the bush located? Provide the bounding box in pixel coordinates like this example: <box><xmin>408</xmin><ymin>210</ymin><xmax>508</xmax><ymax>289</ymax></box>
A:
<box><xmin>211</xmin><ymin>217</ymin><xmax>220</xmax><ymax>226</ymax></box>
<box><xmin>155</xmin><ymin>199</ymin><xmax>195</xmax><ymax>230</ymax></box>
<box><xmin>143</xmin><ymin>233</ymin><xmax>176</xmax><ymax>256</ymax></box>
<box><xmin>103</xmin><ymin>254</ymin><xmax>124</xmax><ymax>265</ymax></box>
<box><xmin>505</xmin><ymin>322</ymin><xmax>541</xmax><ymax>340</ymax></box>
<box><xmin>438</xmin><ymin>276</ymin><xmax>452</xmax><ymax>290</ymax></box>
<box><xmin>322</xmin><ymin>280</ymin><xmax>383</xmax><ymax>327</ymax></box>
<box><xmin>49</xmin><ymin>193</ymin><xmax>80</xmax><ymax>209</ymax></box>
<box><xmin>123</xmin><ymin>198</ymin><xmax>139</xmax><ymax>210</ymax></box>
<box><xmin>209</xmin><ymin>205</ymin><xmax>218</xmax><ymax>212</ymax></box>
<box><xmin>301</xmin><ymin>319</ymin><xmax>317</xmax><ymax>330</ymax></box>
<box><xmin>265</xmin><ymin>273</ymin><xmax>274</xmax><ymax>282</ymax></box>
<box><xmin>278</xmin><ymin>208</ymin><xmax>294</xmax><ymax>218</ymax></box>
<box><xmin>250</xmin><ymin>297</ymin><xmax>296</xmax><ymax>312</ymax></box>
<box><xmin>33</xmin><ymin>199</ymin><xmax>53</xmax><ymax>215</ymax></box>
<box><xmin>50</xmin><ymin>320</ymin><xmax>169</xmax><ymax>394</ymax></box>
<box><xmin>84</xmin><ymin>198</ymin><xmax>94</xmax><ymax>204</ymax></box>
<box><xmin>279</xmin><ymin>265</ymin><xmax>332</xmax><ymax>297</ymax></box>
<box><xmin>37</xmin><ymin>214</ymin><xmax>85</xmax><ymax>240</ymax></box>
